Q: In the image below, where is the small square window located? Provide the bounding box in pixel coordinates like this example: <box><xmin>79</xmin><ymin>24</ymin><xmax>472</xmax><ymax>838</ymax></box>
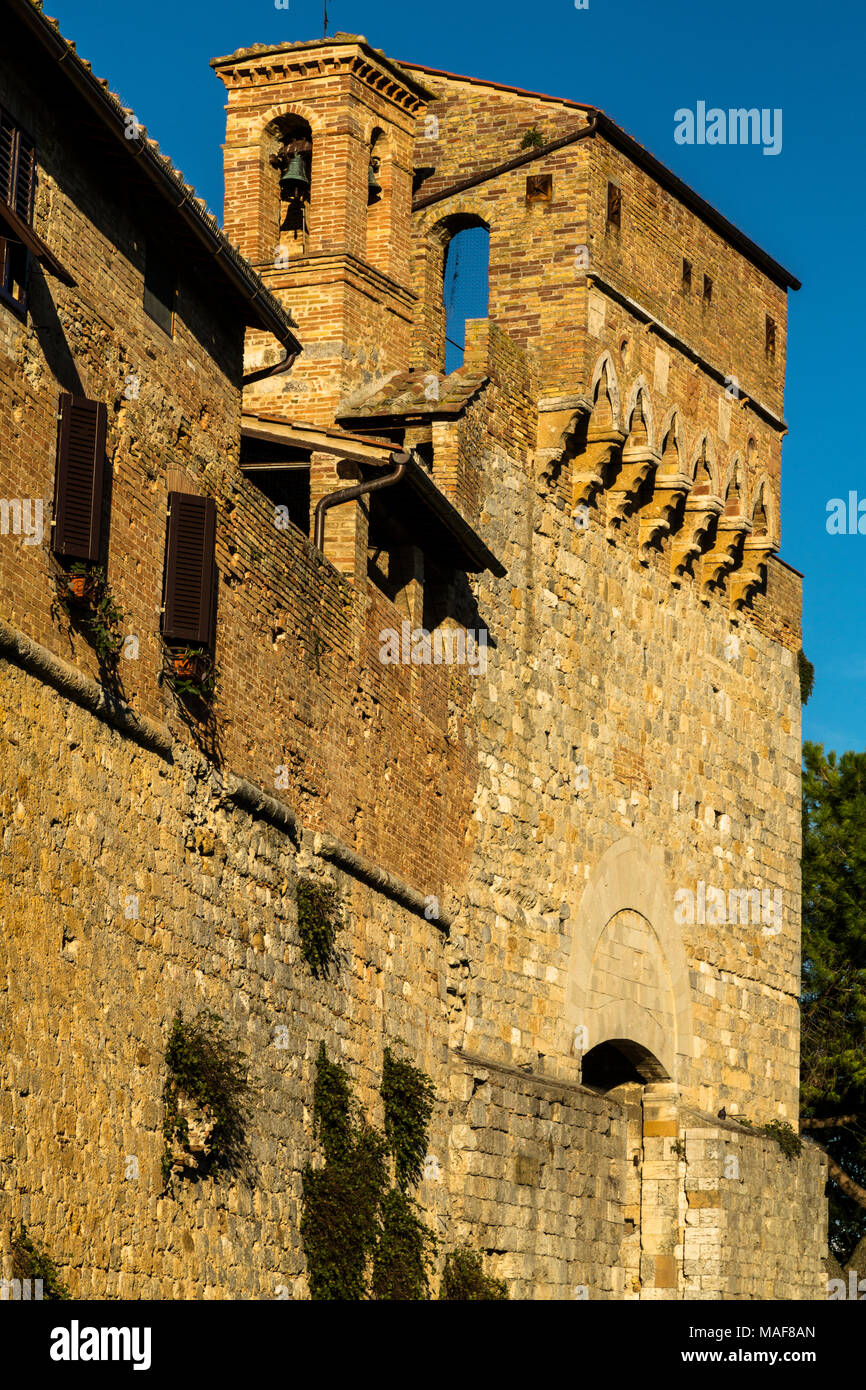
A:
<box><xmin>525</xmin><ymin>173</ymin><xmax>552</xmax><ymax>203</ymax></box>
<box><xmin>606</xmin><ymin>182</ymin><xmax>621</xmax><ymax>229</ymax></box>
<box><xmin>143</xmin><ymin>242</ymin><xmax>177</xmax><ymax>336</ymax></box>
<box><xmin>703</xmin><ymin>273</ymin><xmax>713</xmax><ymax>304</ymax></box>
<box><xmin>682</xmin><ymin>258</ymin><xmax>692</xmax><ymax>292</ymax></box>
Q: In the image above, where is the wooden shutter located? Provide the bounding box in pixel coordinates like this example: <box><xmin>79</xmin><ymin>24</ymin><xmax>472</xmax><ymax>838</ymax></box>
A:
<box><xmin>13</xmin><ymin>132</ymin><xmax>35</xmax><ymax>223</ymax></box>
<box><xmin>0</xmin><ymin>110</ymin><xmax>14</xmax><ymax>208</ymax></box>
<box><xmin>162</xmin><ymin>492</ymin><xmax>217</xmax><ymax>646</ymax></box>
<box><xmin>0</xmin><ymin>108</ymin><xmax>36</xmax><ymax>224</ymax></box>
<box><xmin>52</xmin><ymin>394</ymin><xmax>106</xmax><ymax>561</ymax></box>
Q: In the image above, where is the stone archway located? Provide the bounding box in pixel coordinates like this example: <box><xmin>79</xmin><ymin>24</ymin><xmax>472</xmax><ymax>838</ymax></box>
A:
<box><xmin>563</xmin><ymin>836</ymin><xmax>694</xmax><ymax>1087</ymax></box>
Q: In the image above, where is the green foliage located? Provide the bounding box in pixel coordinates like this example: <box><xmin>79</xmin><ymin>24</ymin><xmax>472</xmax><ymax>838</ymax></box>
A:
<box><xmin>439</xmin><ymin>1247</ymin><xmax>508</xmax><ymax>1300</ymax></box>
<box><xmin>372</xmin><ymin>1188</ymin><xmax>436</xmax><ymax>1300</ymax></box>
<box><xmin>381</xmin><ymin>1046</ymin><xmax>436</xmax><ymax>1190</ymax></box>
<box><xmin>735</xmin><ymin>1115</ymin><xmax>802</xmax><ymax>1160</ymax></box>
<box><xmin>301</xmin><ymin>1043</ymin><xmax>440</xmax><ymax>1300</ymax></box>
<box><xmin>161</xmin><ymin>1010</ymin><xmax>250</xmax><ymax>1189</ymax></box>
<box><xmin>296</xmin><ymin>879</ymin><xmax>340</xmax><ymax>978</ymax></box>
<box><xmin>301</xmin><ymin>1123</ymin><xmax>388</xmax><ymax>1300</ymax></box>
<box><xmin>164</xmin><ymin>646</ymin><xmax>218</xmax><ymax>701</ymax></box>
<box><xmin>798</xmin><ymin>648</ymin><xmax>815</xmax><ymax>705</ymax></box>
<box><xmin>520</xmin><ymin>126</ymin><xmax>545</xmax><ymax>149</ymax></box>
<box><xmin>11</xmin><ymin>1222</ymin><xmax>69</xmax><ymax>1299</ymax></box>
<box><xmin>312</xmin><ymin>1040</ymin><xmax>352</xmax><ymax>1162</ymax></box>
<box><xmin>761</xmin><ymin>1119</ymin><xmax>802</xmax><ymax>1160</ymax></box>
<box><xmin>801</xmin><ymin>742</ymin><xmax>866</xmax><ymax>1259</ymax></box>
<box><xmin>55</xmin><ymin>563</ymin><xmax>126</xmax><ymax>664</ymax></box>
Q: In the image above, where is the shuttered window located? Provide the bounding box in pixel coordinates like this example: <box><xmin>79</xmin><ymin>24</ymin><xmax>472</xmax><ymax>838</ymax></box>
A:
<box><xmin>51</xmin><ymin>394</ymin><xmax>107</xmax><ymax>562</ymax></box>
<box><xmin>0</xmin><ymin>106</ymin><xmax>36</xmax><ymax>225</ymax></box>
<box><xmin>161</xmin><ymin>492</ymin><xmax>217</xmax><ymax>646</ymax></box>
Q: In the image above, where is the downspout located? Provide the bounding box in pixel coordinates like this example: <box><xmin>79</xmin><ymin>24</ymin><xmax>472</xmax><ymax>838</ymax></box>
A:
<box><xmin>242</xmin><ymin>347</ymin><xmax>301</xmax><ymax>387</ymax></box>
<box><xmin>314</xmin><ymin>452</ymin><xmax>410</xmax><ymax>553</ymax></box>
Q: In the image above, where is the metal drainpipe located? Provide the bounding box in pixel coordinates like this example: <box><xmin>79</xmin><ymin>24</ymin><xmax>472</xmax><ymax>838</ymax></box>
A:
<box><xmin>314</xmin><ymin>452</ymin><xmax>410</xmax><ymax>554</ymax></box>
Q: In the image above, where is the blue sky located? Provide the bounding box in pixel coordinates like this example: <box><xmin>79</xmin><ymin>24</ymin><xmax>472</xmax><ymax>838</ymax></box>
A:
<box><xmin>50</xmin><ymin>0</ymin><xmax>865</xmax><ymax>754</ymax></box>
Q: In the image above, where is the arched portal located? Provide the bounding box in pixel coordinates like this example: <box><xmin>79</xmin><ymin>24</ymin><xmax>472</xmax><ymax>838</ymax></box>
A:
<box><xmin>581</xmin><ymin>1037</ymin><xmax>670</xmax><ymax>1093</ymax></box>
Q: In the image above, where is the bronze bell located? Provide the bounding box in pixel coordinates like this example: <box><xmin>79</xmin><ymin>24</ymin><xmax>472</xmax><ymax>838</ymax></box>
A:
<box><xmin>368</xmin><ymin>156</ymin><xmax>382</xmax><ymax>202</ymax></box>
<box><xmin>280</xmin><ymin>152</ymin><xmax>310</xmax><ymax>201</ymax></box>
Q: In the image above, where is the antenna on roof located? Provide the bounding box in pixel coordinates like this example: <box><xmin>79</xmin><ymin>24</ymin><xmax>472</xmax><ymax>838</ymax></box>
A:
<box><xmin>323</xmin><ymin>2</ymin><xmax>328</xmax><ymax>37</ymax></box>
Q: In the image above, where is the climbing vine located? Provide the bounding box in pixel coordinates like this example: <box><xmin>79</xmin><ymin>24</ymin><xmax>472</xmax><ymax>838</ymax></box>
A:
<box><xmin>439</xmin><ymin>1247</ymin><xmax>508</xmax><ymax>1300</ymax></box>
<box><xmin>301</xmin><ymin>1041</ymin><xmax>438</xmax><ymax>1299</ymax></box>
<box><xmin>296</xmin><ymin>879</ymin><xmax>340</xmax><ymax>978</ymax></box>
<box><xmin>11</xmin><ymin>1222</ymin><xmax>70</xmax><ymax>1300</ymax></box>
<box><xmin>382</xmin><ymin>1046</ymin><xmax>436</xmax><ymax>1190</ymax></box>
<box><xmin>161</xmin><ymin>1009</ymin><xmax>251</xmax><ymax>1190</ymax></box>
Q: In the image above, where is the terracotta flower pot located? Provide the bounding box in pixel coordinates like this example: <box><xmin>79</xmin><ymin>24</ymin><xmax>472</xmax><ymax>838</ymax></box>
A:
<box><xmin>62</xmin><ymin>571</ymin><xmax>98</xmax><ymax>604</ymax></box>
<box><xmin>172</xmin><ymin>653</ymin><xmax>207</xmax><ymax>681</ymax></box>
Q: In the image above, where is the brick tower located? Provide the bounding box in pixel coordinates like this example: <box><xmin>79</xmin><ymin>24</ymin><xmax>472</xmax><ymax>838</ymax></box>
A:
<box><xmin>211</xmin><ymin>35</ymin><xmax>434</xmax><ymax>425</ymax></box>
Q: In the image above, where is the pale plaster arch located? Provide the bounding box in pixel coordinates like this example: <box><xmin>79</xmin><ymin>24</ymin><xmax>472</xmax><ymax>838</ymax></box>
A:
<box><xmin>750</xmin><ymin>472</ymin><xmax>778</xmax><ymax>543</ymax></box>
<box><xmin>658</xmin><ymin>407</ymin><xmax>686</xmax><ymax>474</ymax></box>
<box><xmin>720</xmin><ymin>452</ymin><xmax>748</xmax><ymax>516</ymax></box>
<box><xmin>624</xmin><ymin>374</ymin><xmax>656</xmax><ymax>449</ymax></box>
<box><xmin>688</xmin><ymin>431</ymin><xmax>721</xmax><ymax>494</ymax></box>
<box><xmin>589</xmin><ymin>351</ymin><xmax>622</xmax><ymax>430</ymax></box>
<box><xmin>564</xmin><ymin>835</ymin><xmax>694</xmax><ymax>1086</ymax></box>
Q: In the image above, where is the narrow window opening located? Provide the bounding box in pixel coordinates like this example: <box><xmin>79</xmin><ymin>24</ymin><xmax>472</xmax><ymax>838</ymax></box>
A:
<box><xmin>765</xmin><ymin>314</ymin><xmax>776</xmax><ymax>356</ymax></box>
<box><xmin>240</xmin><ymin>437</ymin><xmax>311</xmax><ymax>537</ymax></box>
<box><xmin>606</xmin><ymin>181</ymin><xmax>621</xmax><ymax>229</ymax></box>
<box><xmin>368</xmin><ymin>128</ymin><xmax>384</xmax><ymax>206</ymax></box>
<box><xmin>443</xmin><ymin>223</ymin><xmax>489</xmax><ymax>373</ymax></box>
<box><xmin>0</xmin><ymin>233</ymin><xmax>28</xmax><ymax>310</ymax></box>
<box><xmin>703</xmin><ymin>273</ymin><xmax>713</xmax><ymax>305</ymax></box>
<box><xmin>682</xmin><ymin>258</ymin><xmax>692</xmax><ymax>293</ymax></box>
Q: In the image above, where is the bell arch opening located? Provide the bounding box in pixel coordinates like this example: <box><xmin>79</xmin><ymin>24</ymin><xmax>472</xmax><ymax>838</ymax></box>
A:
<box><xmin>265</xmin><ymin>114</ymin><xmax>313</xmax><ymax>259</ymax></box>
<box><xmin>581</xmin><ymin>1038</ymin><xmax>670</xmax><ymax>1094</ymax></box>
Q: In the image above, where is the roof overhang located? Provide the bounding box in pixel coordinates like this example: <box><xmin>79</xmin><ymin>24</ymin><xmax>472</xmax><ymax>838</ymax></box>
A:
<box><xmin>241</xmin><ymin>414</ymin><xmax>506</xmax><ymax>577</ymax></box>
<box><xmin>6</xmin><ymin>0</ymin><xmax>302</xmax><ymax>353</ymax></box>
<box><xmin>363</xmin><ymin>454</ymin><xmax>506</xmax><ymax>577</ymax></box>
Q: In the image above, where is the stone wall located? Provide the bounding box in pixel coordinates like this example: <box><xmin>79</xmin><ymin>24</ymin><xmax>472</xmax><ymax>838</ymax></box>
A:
<box><xmin>0</xmin><ymin>650</ymin><xmax>826</xmax><ymax>1299</ymax></box>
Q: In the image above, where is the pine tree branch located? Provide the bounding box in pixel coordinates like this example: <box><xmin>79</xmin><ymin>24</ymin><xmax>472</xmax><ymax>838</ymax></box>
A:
<box><xmin>801</xmin><ymin>1115</ymin><xmax>858</xmax><ymax>1129</ymax></box>
<box><xmin>823</xmin><ymin>1152</ymin><xmax>866</xmax><ymax>1212</ymax></box>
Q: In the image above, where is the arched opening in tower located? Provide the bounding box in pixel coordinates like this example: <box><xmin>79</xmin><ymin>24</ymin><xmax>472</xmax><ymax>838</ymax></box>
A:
<box><xmin>581</xmin><ymin>1038</ymin><xmax>669</xmax><ymax>1094</ymax></box>
<box><xmin>443</xmin><ymin>223</ymin><xmax>489</xmax><ymax>372</ymax></box>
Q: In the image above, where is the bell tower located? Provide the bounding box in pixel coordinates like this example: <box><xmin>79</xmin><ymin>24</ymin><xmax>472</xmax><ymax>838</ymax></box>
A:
<box><xmin>211</xmin><ymin>35</ymin><xmax>434</xmax><ymax>425</ymax></box>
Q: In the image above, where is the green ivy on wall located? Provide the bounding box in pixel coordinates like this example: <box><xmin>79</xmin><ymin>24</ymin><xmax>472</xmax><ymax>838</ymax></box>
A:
<box><xmin>439</xmin><ymin>1247</ymin><xmax>509</xmax><ymax>1300</ymax></box>
<box><xmin>296</xmin><ymin>880</ymin><xmax>340</xmax><ymax>978</ymax></box>
<box><xmin>11</xmin><ymin>1222</ymin><xmax>70</xmax><ymax>1300</ymax></box>
<box><xmin>301</xmin><ymin>1042</ymin><xmax>509</xmax><ymax>1299</ymax></box>
<box><xmin>161</xmin><ymin>1009</ymin><xmax>251</xmax><ymax>1190</ymax></box>
<box><xmin>301</xmin><ymin>1042</ymin><xmax>436</xmax><ymax>1299</ymax></box>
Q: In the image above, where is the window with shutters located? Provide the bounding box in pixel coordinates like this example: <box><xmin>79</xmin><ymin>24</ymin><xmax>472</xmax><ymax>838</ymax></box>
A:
<box><xmin>51</xmin><ymin>394</ymin><xmax>107</xmax><ymax>562</ymax></box>
<box><xmin>161</xmin><ymin>492</ymin><xmax>218</xmax><ymax>648</ymax></box>
<box><xmin>143</xmin><ymin>241</ymin><xmax>177</xmax><ymax>336</ymax></box>
<box><xmin>0</xmin><ymin>106</ymin><xmax>36</xmax><ymax>224</ymax></box>
<box><xmin>0</xmin><ymin>105</ymin><xmax>36</xmax><ymax>311</ymax></box>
